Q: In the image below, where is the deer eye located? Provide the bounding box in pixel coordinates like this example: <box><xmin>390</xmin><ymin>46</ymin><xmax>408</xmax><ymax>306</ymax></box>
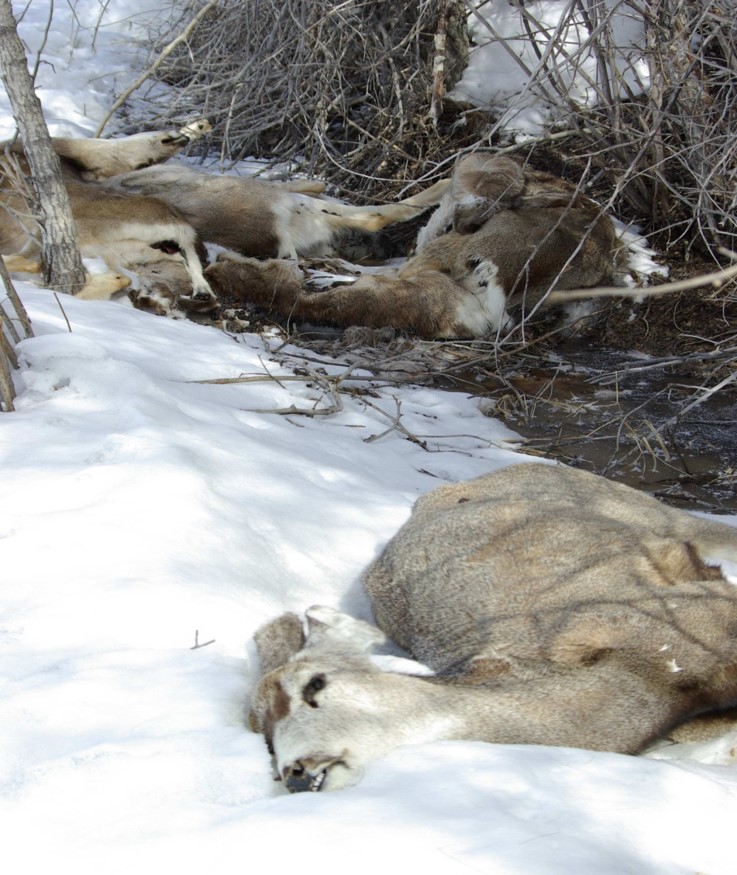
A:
<box><xmin>302</xmin><ymin>674</ymin><xmax>327</xmax><ymax>707</ymax></box>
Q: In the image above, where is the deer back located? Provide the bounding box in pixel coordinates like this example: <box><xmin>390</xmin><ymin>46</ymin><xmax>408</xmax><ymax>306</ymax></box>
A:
<box><xmin>364</xmin><ymin>464</ymin><xmax>737</xmax><ymax>679</ymax></box>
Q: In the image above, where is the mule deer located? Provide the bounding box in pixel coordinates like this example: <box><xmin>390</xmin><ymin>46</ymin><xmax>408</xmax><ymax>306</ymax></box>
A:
<box><xmin>249</xmin><ymin>463</ymin><xmax>737</xmax><ymax>792</ymax></box>
<box><xmin>0</xmin><ymin>176</ymin><xmax>215</xmax><ymax>304</ymax></box>
<box><xmin>102</xmin><ymin>164</ymin><xmax>450</xmax><ymax>261</ymax></box>
<box><xmin>207</xmin><ymin>155</ymin><xmax>626</xmax><ymax>338</ymax></box>
<box><xmin>205</xmin><ymin>250</ymin><xmax>485</xmax><ymax>338</ymax></box>
<box><xmin>0</xmin><ymin>123</ymin><xmax>217</xmax><ymax>304</ymax></box>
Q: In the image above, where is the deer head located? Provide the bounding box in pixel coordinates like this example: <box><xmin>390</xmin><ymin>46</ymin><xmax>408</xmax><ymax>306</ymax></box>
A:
<box><xmin>249</xmin><ymin>606</ymin><xmax>448</xmax><ymax>792</ymax></box>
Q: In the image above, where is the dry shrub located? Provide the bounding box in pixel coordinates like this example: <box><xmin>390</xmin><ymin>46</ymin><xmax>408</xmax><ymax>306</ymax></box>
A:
<box><xmin>461</xmin><ymin>0</ymin><xmax>736</xmax><ymax>262</ymax></box>
<box><xmin>136</xmin><ymin>1</ymin><xmax>734</xmax><ymax>258</ymax></box>
<box><xmin>135</xmin><ymin>0</ymin><xmax>471</xmax><ymax>197</ymax></box>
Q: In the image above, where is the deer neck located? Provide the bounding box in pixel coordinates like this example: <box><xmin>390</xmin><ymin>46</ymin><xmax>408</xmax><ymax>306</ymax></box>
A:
<box><xmin>392</xmin><ymin>662</ymin><xmax>684</xmax><ymax>755</ymax></box>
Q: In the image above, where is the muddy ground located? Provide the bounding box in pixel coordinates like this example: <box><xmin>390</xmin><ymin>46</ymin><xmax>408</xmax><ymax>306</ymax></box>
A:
<box><xmin>217</xmin><ymin>277</ymin><xmax>737</xmax><ymax>513</ymax></box>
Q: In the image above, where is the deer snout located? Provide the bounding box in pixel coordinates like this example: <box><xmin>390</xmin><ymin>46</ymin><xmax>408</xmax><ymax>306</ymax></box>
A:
<box><xmin>284</xmin><ymin>760</ymin><xmax>326</xmax><ymax>793</ymax></box>
<box><xmin>282</xmin><ymin>753</ymin><xmax>349</xmax><ymax>793</ymax></box>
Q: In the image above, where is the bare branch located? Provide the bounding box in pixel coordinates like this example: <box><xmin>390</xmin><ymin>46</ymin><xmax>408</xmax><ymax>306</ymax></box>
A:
<box><xmin>94</xmin><ymin>0</ymin><xmax>219</xmax><ymax>136</ymax></box>
<box><xmin>549</xmin><ymin>258</ymin><xmax>737</xmax><ymax>303</ymax></box>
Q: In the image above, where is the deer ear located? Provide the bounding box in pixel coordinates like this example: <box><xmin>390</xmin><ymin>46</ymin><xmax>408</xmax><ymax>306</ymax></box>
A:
<box><xmin>253</xmin><ymin>612</ymin><xmax>306</xmax><ymax>676</ymax></box>
<box><xmin>452</xmin><ymin>154</ymin><xmax>525</xmax><ymax>206</ymax></box>
<box><xmin>304</xmin><ymin>605</ymin><xmax>386</xmax><ymax>654</ymax></box>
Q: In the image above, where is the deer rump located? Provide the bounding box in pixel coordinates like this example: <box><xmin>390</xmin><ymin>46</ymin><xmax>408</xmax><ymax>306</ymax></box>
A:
<box><xmin>250</xmin><ymin>463</ymin><xmax>737</xmax><ymax>793</ymax></box>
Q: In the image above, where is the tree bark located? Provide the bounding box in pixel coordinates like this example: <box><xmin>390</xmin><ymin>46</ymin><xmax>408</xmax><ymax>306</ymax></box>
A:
<box><xmin>0</xmin><ymin>0</ymin><xmax>85</xmax><ymax>293</ymax></box>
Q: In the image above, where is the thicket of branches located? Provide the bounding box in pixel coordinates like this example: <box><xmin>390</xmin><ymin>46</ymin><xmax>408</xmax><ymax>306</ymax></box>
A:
<box><xmin>134</xmin><ymin>0</ymin><xmax>735</xmax><ymax>262</ymax></box>
<box><xmin>135</xmin><ymin>0</ymin><xmax>471</xmax><ymax>195</ymax></box>
<box><xmin>502</xmin><ymin>0</ymin><xmax>736</xmax><ymax>261</ymax></box>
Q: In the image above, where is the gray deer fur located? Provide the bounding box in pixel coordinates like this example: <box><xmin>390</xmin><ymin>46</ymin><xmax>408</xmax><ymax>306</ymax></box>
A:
<box><xmin>249</xmin><ymin>463</ymin><xmax>737</xmax><ymax>792</ymax></box>
<box><xmin>102</xmin><ymin>163</ymin><xmax>449</xmax><ymax>260</ymax></box>
<box><xmin>1</xmin><ymin>122</ymin><xmax>446</xmax><ymax>309</ymax></box>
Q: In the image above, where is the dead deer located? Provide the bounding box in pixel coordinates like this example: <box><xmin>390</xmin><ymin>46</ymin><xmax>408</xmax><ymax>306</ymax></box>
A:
<box><xmin>205</xmin><ymin>155</ymin><xmax>626</xmax><ymax>338</ymax></box>
<box><xmin>0</xmin><ymin>122</ymin><xmax>217</xmax><ymax>304</ymax></box>
<box><xmin>0</xmin><ymin>176</ymin><xmax>216</xmax><ymax>304</ymax></box>
<box><xmin>205</xmin><ymin>250</ymin><xmax>482</xmax><ymax>338</ymax></box>
<box><xmin>102</xmin><ymin>163</ymin><xmax>450</xmax><ymax>260</ymax></box>
<box><xmin>249</xmin><ymin>463</ymin><xmax>737</xmax><ymax>792</ymax></box>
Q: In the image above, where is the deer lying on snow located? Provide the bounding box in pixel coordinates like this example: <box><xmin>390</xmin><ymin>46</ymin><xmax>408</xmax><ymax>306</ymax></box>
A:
<box><xmin>249</xmin><ymin>463</ymin><xmax>737</xmax><ymax>793</ymax></box>
<box><xmin>207</xmin><ymin>154</ymin><xmax>627</xmax><ymax>338</ymax></box>
<box><xmin>102</xmin><ymin>163</ymin><xmax>450</xmax><ymax>261</ymax></box>
<box><xmin>0</xmin><ymin>176</ymin><xmax>216</xmax><ymax>305</ymax></box>
<box><xmin>0</xmin><ymin>121</ymin><xmax>218</xmax><ymax>305</ymax></box>
<box><xmin>2</xmin><ymin>122</ymin><xmax>448</xmax><ymax>310</ymax></box>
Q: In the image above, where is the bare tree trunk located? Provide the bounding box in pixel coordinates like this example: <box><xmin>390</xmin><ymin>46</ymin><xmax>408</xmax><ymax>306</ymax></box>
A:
<box><xmin>0</xmin><ymin>0</ymin><xmax>85</xmax><ymax>293</ymax></box>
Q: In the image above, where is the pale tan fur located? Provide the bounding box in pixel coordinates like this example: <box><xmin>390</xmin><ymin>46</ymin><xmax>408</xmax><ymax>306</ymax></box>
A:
<box><xmin>0</xmin><ymin>254</ymin><xmax>41</xmax><ymax>273</ymax></box>
<box><xmin>1</xmin><ymin>253</ymin><xmax>131</xmax><ymax>299</ymax></box>
<box><xmin>249</xmin><ymin>463</ymin><xmax>737</xmax><ymax>792</ymax></box>
<box><xmin>1</xmin><ymin>252</ymin><xmax>213</xmax><ymax>316</ymax></box>
<box><xmin>74</xmin><ymin>272</ymin><xmax>132</xmax><ymax>300</ymax></box>
<box><xmin>0</xmin><ymin>175</ymin><xmax>214</xmax><ymax>303</ymax></box>
<box><xmin>0</xmin><ymin>126</ymin><xmax>216</xmax><ymax>304</ymax></box>
<box><xmin>206</xmin><ymin>155</ymin><xmax>625</xmax><ymax>338</ymax></box>
<box><xmin>1</xmin><ymin>119</ymin><xmax>211</xmax><ymax>181</ymax></box>
<box><xmin>102</xmin><ymin>164</ymin><xmax>450</xmax><ymax>260</ymax></box>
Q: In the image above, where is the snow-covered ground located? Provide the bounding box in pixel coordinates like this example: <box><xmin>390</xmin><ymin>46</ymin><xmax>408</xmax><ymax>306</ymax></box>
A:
<box><xmin>2</xmin><ymin>3</ymin><xmax>737</xmax><ymax>873</ymax></box>
<box><xmin>452</xmin><ymin>0</ymin><xmax>649</xmax><ymax>135</ymax></box>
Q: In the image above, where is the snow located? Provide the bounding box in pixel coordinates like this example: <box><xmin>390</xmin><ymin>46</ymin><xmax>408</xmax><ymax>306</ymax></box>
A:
<box><xmin>452</xmin><ymin>1</ymin><xmax>650</xmax><ymax>136</ymax></box>
<box><xmin>1</xmin><ymin>2</ymin><xmax>737</xmax><ymax>873</ymax></box>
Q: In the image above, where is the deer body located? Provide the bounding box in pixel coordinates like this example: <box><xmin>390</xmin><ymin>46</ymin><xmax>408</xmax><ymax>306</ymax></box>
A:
<box><xmin>211</xmin><ymin>155</ymin><xmax>625</xmax><ymax>338</ymax></box>
<box><xmin>1</xmin><ymin>123</ymin><xmax>216</xmax><ymax>305</ymax></box>
<box><xmin>250</xmin><ymin>463</ymin><xmax>737</xmax><ymax>792</ymax></box>
<box><xmin>0</xmin><ymin>173</ymin><xmax>214</xmax><ymax>304</ymax></box>
<box><xmin>103</xmin><ymin>164</ymin><xmax>450</xmax><ymax>260</ymax></box>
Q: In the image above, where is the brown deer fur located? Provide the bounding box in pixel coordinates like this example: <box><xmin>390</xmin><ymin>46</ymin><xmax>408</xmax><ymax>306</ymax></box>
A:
<box><xmin>102</xmin><ymin>163</ymin><xmax>450</xmax><ymax>260</ymax></box>
<box><xmin>0</xmin><ymin>123</ymin><xmax>216</xmax><ymax>303</ymax></box>
<box><xmin>205</xmin><ymin>155</ymin><xmax>626</xmax><ymax>338</ymax></box>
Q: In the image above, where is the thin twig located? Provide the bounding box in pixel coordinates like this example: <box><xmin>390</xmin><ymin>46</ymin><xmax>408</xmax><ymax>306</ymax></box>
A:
<box><xmin>360</xmin><ymin>395</ymin><xmax>428</xmax><ymax>448</ymax></box>
<box><xmin>191</xmin><ymin>630</ymin><xmax>216</xmax><ymax>650</ymax></box>
<box><xmin>548</xmin><ymin>260</ymin><xmax>737</xmax><ymax>303</ymax></box>
<box><xmin>0</xmin><ymin>255</ymin><xmax>33</xmax><ymax>338</ymax></box>
<box><xmin>53</xmin><ymin>292</ymin><xmax>72</xmax><ymax>332</ymax></box>
<box><xmin>94</xmin><ymin>0</ymin><xmax>219</xmax><ymax>136</ymax></box>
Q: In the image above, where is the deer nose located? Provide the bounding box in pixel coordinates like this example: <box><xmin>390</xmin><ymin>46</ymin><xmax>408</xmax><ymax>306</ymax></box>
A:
<box><xmin>284</xmin><ymin>761</ymin><xmax>327</xmax><ymax>793</ymax></box>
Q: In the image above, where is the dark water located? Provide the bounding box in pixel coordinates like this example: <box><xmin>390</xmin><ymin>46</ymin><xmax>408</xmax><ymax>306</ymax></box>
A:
<box><xmin>439</xmin><ymin>344</ymin><xmax>737</xmax><ymax>514</ymax></box>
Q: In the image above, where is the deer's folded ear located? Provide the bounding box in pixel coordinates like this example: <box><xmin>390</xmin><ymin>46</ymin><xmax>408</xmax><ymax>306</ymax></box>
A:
<box><xmin>304</xmin><ymin>605</ymin><xmax>386</xmax><ymax>654</ymax></box>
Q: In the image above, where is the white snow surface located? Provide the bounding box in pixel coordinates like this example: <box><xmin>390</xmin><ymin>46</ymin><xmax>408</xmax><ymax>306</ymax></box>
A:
<box><xmin>2</xmin><ymin>2</ymin><xmax>737</xmax><ymax>873</ymax></box>
<box><xmin>452</xmin><ymin>1</ymin><xmax>649</xmax><ymax>135</ymax></box>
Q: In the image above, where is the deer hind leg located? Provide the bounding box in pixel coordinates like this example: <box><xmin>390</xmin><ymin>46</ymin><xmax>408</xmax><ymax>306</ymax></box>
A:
<box><xmin>280</xmin><ymin>180</ymin><xmax>327</xmax><ymax>197</ymax></box>
<box><xmin>310</xmin><ymin>178</ymin><xmax>452</xmax><ymax>236</ymax></box>
<box><xmin>140</xmin><ymin>222</ymin><xmax>214</xmax><ymax>304</ymax></box>
<box><xmin>1</xmin><ymin>253</ymin><xmax>41</xmax><ymax>273</ymax></box>
<box><xmin>2</xmin><ymin>252</ymin><xmax>130</xmax><ymax>301</ymax></box>
<box><xmin>74</xmin><ymin>272</ymin><xmax>132</xmax><ymax>301</ymax></box>
<box><xmin>166</xmin><ymin>236</ymin><xmax>215</xmax><ymax>304</ymax></box>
